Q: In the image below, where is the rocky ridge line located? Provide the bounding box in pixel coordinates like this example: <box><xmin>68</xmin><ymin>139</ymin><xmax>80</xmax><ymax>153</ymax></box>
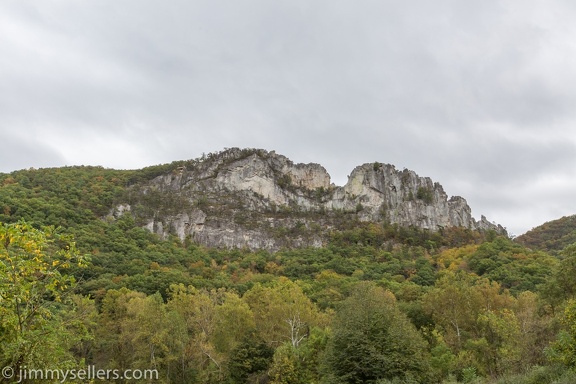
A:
<box><xmin>113</xmin><ymin>148</ymin><xmax>505</xmax><ymax>250</ymax></box>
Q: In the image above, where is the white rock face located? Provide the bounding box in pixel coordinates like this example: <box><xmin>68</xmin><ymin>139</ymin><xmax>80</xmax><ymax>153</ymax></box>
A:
<box><xmin>211</xmin><ymin>153</ymin><xmax>331</xmax><ymax>207</ymax></box>
<box><xmin>120</xmin><ymin>148</ymin><xmax>505</xmax><ymax>250</ymax></box>
<box><xmin>325</xmin><ymin>163</ymin><xmax>494</xmax><ymax>231</ymax></box>
<box><xmin>283</xmin><ymin>163</ymin><xmax>331</xmax><ymax>190</ymax></box>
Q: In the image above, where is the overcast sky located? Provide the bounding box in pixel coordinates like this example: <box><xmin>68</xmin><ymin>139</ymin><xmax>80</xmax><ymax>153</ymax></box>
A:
<box><xmin>2</xmin><ymin>0</ymin><xmax>576</xmax><ymax>236</ymax></box>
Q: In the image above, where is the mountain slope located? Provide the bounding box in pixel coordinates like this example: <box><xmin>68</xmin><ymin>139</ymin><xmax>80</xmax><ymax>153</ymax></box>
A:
<box><xmin>516</xmin><ymin>214</ymin><xmax>576</xmax><ymax>254</ymax></box>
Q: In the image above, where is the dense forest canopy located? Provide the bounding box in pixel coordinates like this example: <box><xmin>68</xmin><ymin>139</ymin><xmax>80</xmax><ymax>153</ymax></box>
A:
<box><xmin>1</xmin><ymin>160</ymin><xmax>576</xmax><ymax>383</ymax></box>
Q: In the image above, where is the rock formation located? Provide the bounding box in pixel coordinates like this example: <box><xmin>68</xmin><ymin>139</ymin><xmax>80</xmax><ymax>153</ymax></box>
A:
<box><xmin>113</xmin><ymin>148</ymin><xmax>505</xmax><ymax>250</ymax></box>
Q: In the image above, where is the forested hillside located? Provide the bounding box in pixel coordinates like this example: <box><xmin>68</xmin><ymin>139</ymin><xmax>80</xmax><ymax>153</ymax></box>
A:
<box><xmin>516</xmin><ymin>215</ymin><xmax>576</xmax><ymax>256</ymax></box>
<box><xmin>1</xmin><ymin>155</ymin><xmax>576</xmax><ymax>383</ymax></box>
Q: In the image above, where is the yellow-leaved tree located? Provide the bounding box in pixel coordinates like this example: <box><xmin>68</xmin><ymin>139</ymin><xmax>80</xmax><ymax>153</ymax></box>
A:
<box><xmin>0</xmin><ymin>221</ymin><xmax>89</xmax><ymax>380</ymax></box>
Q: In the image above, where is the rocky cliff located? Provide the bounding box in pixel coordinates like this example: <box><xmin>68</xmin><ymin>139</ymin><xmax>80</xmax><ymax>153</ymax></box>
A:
<box><xmin>113</xmin><ymin>148</ymin><xmax>505</xmax><ymax>250</ymax></box>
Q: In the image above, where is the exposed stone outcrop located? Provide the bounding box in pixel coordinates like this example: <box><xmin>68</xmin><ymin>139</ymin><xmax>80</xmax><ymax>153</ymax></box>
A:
<box><xmin>328</xmin><ymin>163</ymin><xmax>481</xmax><ymax>230</ymax></box>
<box><xmin>115</xmin><ymin>148</ymin><xmax>505</xmax><ymax>250</ymax></box>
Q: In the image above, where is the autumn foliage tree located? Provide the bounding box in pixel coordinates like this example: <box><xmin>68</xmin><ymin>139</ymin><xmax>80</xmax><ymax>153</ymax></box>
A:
<box><xmin>0</xmin><ymin>221</ymin><xmax>88</xmax><ymax>378</ymax></box>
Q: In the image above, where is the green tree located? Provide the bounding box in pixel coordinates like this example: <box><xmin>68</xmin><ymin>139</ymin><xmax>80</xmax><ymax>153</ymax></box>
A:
<box><xmin>423</xmin><ymin>271</ymin><xmax>523</xmax><ymax>378</ymax></box>
<box><xmin>94</xmin><ymin>288</ymin><xmax>147</xmax><ymax>373</ymax></box>
<box><xmin>166</xmin><ymin>284</ymin><xmax>256</xmax><ymax>383</ymax></box>
<box><xmin>212</xmin><ymin>292</ymin><xmax>256</xmax><ymax>355</ymax></box>
<box><xmin>269</xmin><ymin>343</ymin><xmax>301</xmax><ymax>384</ymax></box>
<box><xmin>124</xmin><ymin>293</ymin><xmax>183</xmax><ymax>378</ymax></box>
<box><xmin>473</xmin><ymin>309</ymin><xmax>521</xmax><ymax>376</ymax></box>
<box><xmin>514</xmin><ymin>291</ymin><xmax>555</xmax><ymax>368</ymax></box>
<box><xmin>548</xmin><ymin>299</ymin><xmax>576</xmax><ymax>368</ymax></box>
<box><xmin>0</xmin><ymin>221</ymin><xmax>88</xmax><ymax>380</ymax></box>
<box><xmin>268</xmin><ymin>327</ymin><xmax>329</xmax><ymax>384</ymax></box>
<box><xmin>243</xmin><ymin>278</ymin><xmax>326</xmax><ymax>348</ymax></box>
<box><xmin>541</xmin><ymin>244</ymin><xmax>576</xmax><ymax>309</ymax></box>
<box><xmin>324</xmin><ymin>282</ymin><xmax>430</xmax><ymax>383</ymax></box>
<box><xmin>423</xmin><ymin>271</ymin><xmax>482</xmax><ymax>350</ymax></box>
<box><xmin>416</xmin><ymin>186</ymin><xmax>433</xmax><ymax>204</ymax></box>
<box><xmin>227</xmin><ymin>334</ymin><xmax>274</xmax><ymax>384</ymax></box>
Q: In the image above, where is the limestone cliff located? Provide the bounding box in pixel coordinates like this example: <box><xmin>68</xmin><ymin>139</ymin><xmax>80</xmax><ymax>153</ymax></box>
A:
<box><xmin>114</xmin><ymin>148</ymin><xmax>505</xmax><ymax>250</ymax></box>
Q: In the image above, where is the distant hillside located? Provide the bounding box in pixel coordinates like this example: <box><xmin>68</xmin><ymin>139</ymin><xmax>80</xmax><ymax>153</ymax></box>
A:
<box><xmin>515</xmin><ymin>214</ymin><xmax>576</xmax><ymax>255</ymax></box>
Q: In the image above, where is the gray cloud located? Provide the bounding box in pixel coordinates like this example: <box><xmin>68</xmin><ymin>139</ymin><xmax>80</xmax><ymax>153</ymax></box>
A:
<box><xmin>0</xmin><ymin>131</ymin><xmax>67</xmax><ymax>171</ymax></box>
<box><xmin>1</xmin><ymin>0</ymin><xmax>576</xmax><ymax>235</ymax></box>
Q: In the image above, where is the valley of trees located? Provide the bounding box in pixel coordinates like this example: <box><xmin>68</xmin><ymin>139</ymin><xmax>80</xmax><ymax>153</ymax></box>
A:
<box><xmin>2</xmin><ymin>164</ymin><xmax>576</xmax><ymax>383</ymax></box>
